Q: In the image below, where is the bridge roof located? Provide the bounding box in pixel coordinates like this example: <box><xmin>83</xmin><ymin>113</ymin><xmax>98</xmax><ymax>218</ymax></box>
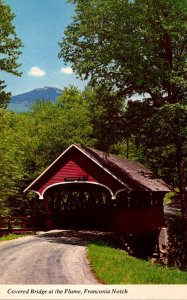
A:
<box><xmin>78</xmin><ymin>144</ymin><xmax>171</xmax><ymax>192</ymax></box>
<box><xmin>24</xmin><ymin>144</ymin><xmax>171</xmax><ymax>196</ymax></box>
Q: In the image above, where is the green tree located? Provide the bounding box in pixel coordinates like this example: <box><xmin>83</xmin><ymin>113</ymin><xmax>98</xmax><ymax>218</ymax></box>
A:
<box><xmin>60</xmin><ymin>0</ymin><xmax>187</xmax><ymax>266</ymax></box>
<box><xmin>0</xmin><ymin>110</ymin><xmax>29</xmax><ymax>215</ymax></box>
<box><xmin>59</xmin><ymin>0</ymin><xmax>186</xmax><ymax>194</ymax></box>
<box><xmin>60</xmin><ymin>0</ymin><xmax>186</xmax><ymax>103</ymax></box>
<box><xmin>83</xmin><ymin>86</ymin><xmax>126</xmax><ymax>152</ymax></box>
<box><xmin>0</xmin><ymin>81</ymin><xmax>11</xmax><ymax>109</ymax></box>
<box><xmin>0</xmin><ymin>0</ymin><xmax>23</xmax><ymax>108</ymax></box>
<box><xmin>125</xmin><ymin>101</ymin><xmax>187</xmax><ymax>185</ymax></box>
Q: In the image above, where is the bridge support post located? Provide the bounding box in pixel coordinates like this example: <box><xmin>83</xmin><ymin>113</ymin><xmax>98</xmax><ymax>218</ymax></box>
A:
<box><xmin>43</xmin><ymin>197</ymin><xmax>52</xmax><ymax>230</ymax></box>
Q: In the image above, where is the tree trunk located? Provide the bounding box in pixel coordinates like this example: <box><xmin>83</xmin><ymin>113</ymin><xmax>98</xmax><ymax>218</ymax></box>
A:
<box><xmin>126</xmin><ymin>137</ymin><xmax>129</xmax><ymax>159</ymax></box>
<box><xmin>176</xmin><ymin>139</ymin><xmax>187</xmax><ymax>269</ymax></box>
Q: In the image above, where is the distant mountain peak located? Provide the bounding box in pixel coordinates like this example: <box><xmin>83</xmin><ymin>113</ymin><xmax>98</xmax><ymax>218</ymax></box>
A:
<box><xmin>7</xmin><ymin>86</ymin><xmax>62</xmax><ymax>112</ymax></box>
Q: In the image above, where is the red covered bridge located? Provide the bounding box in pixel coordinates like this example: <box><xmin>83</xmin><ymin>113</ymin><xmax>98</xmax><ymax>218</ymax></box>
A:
<box><xmin>24</xmin><ymin>144</ymin><xmax>171</xmax><ymax>236</ymax></box>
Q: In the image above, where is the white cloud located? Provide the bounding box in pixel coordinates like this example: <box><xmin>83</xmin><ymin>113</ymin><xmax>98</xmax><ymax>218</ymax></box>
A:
<box><xmin>60</xmin><ymin>66</ymin><xmax>73</xmax><ymax>75</ymax></box>
<box><xmin>28</xmin><ymin>66</ymin><xmax>46</xmax><ymax>77</ymax></box>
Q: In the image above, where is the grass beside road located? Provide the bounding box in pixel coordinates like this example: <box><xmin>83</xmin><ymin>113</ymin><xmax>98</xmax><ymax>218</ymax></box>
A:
<box><xmin>87</xmin><ymin>240</ymin><xmax>187</xmax><ymax>284</ymax></box>
<box><xmin>0</xmin><ymin>233</ymin><xmax>32</xmax><ymax>242</ymax></box>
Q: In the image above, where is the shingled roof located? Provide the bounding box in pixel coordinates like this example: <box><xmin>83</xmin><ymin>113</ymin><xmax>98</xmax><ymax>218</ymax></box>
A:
<box><xmin>77</xmin><ymin>144</ymin><xmax>171</xmax><ymax>192</ymax></box>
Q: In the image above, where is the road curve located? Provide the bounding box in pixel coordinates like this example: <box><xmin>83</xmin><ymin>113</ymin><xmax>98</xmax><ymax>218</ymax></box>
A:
<box><xmin>0</xmin><ymin>230</ymin><xmax>103</xmax><ymax>284</ymax></box>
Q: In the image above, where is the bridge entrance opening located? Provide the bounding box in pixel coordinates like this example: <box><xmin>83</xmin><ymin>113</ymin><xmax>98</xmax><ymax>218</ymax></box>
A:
<box><xmin>45</xmin><ymin>182</ymin><xmax>114</xmax><ymax>230</ymax></box>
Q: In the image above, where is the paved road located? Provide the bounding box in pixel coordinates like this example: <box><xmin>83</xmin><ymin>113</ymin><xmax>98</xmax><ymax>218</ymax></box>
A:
<box><xmin>0</xmin><ymin>230</ymin><xmax>103</xmax><ymax>284</ymax></box>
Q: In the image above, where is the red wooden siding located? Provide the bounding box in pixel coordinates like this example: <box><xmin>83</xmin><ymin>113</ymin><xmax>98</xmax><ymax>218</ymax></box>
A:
<box><xmin>38</xmin><ymin>159</ymin><xmax>97</xmax><ymax>196</ymax></box>
<box><xmin>32</xmin><ymin>147</ymin><xmax>124</xmax><ymax>197</ymax></box>
<box><xmin>113</xmin><ymin>206</ymin><xmax>164</xmax><ymax>235</ymax></box>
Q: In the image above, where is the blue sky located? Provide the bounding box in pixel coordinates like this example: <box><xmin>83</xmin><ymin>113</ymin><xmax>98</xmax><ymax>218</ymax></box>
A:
<box><xmin>3</xmin><ymin>0</ymin><xmax>87</xmax><ymax>95</ymax></box>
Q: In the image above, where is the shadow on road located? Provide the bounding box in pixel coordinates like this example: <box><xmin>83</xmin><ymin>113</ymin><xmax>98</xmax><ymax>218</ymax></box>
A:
<box><xmin>37</xmin><ymin>229</ymin><xmax>112</xmax><ymax>246</ymax></box>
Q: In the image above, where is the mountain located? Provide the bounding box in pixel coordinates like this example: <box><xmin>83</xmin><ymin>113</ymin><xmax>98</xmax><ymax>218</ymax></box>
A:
<box><xmin>7</xmin><ymin>86</ymin><xmax>62</xmax><ymax>112</ymax></box>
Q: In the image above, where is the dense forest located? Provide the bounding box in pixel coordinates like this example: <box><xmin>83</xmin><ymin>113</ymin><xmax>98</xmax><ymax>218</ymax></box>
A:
<box><xmin>0</xmin><ymin>0</ymin><xmax>186</xmax><ymax>221</ymax></box>
<box><xmin>0</xmin><ymin>85</ymin><xmax>186</xmax><ymax>217</ymax></box>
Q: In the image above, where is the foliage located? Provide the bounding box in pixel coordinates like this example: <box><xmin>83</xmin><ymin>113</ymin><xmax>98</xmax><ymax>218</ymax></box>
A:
<box><xmin>165</xmin><ymin>215</ymin><xmax>186</xmax><ymax>270</ymax></box>
<box><xmin>163</xmin><ymin>191</ymin><xmax>178</xmax><ymax>205</ymax></box>
<box><xmin>56</xmin><ymin>86</ymin><xmax>95</xmax><ymax>148</ymax></box>
<box><xmin>83</xmin><ymin>86</ymin><xmax>126</xmax><ymax>152</ymax></box>
<box><xmin>60</xmin><ymin>0</ymin><xmax>187</xmax><ymax>190</ymax></box>
<box><xmin>0</xmin><ymin>83</ymin><xmax>185</xmax><ymax>216</ymax></box>
<box><xmin>0</xmin><ymin>110</ymin><xmax>26</xmax><ymax>215</ymax></box>
<box><xmin>0</xmin><ymin>0</ymin><xmax>23</xmax><ymax>108</ymax></box>
<box><xmin>60</xmin><ymin>0</ymin><xmax>187</xmax><ymax>102</ymax></box>
<box><xmin>124</xmin><ymin>101</ymin><xmax>187</xmax><ymax>185</ymax></box>
<box><xmin>88</xmin><ymin>240</ymin><xmax>187</xmax><ymax>284</ymax></box>
<box><xmin>0</xmin><ymin>86</ymin><xmax>98</xmax><ymax>216</ymax></box>
<box><xmin>0</xmin><ymin>81</ymin><xmax>11</xmax><ymax>109</ymax></box>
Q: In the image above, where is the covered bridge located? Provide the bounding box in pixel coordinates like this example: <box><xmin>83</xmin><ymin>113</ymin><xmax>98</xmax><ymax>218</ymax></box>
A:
<box><xmin>24</xmin><ymin>144</ymin><xmax>171</xmax><ymax>236</ymax></box>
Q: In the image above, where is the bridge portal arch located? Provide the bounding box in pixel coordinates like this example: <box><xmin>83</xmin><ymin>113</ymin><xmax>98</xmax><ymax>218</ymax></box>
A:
<box><xmin>44</xmin><ymin>181</ymin><xmax>115</xmax><ymax>230</ymax></box>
